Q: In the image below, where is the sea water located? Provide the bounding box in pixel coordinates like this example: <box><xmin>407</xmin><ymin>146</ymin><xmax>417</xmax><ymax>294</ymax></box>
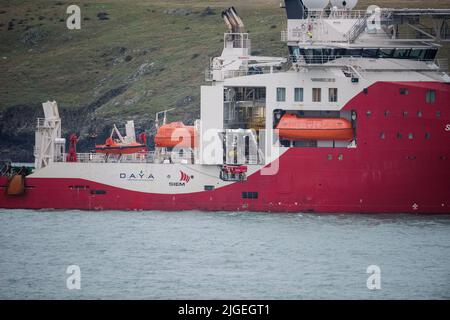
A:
<box><xmin>0</xmin><ymin>209</ymin><xmax>449</xmax><ymax>299</ymax></box>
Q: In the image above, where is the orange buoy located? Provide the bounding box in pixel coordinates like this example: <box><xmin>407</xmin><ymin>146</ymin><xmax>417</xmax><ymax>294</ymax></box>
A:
<box><xmin>7</xmin><ymin>174</ymin><xmax>25</xmax><ymax>196</ymax></box>
<box><xmin>276</xmin><ymin>114</ymin><xmax>354</xmax><ymax>141</ymax></box>
<box><xmin>154</xmin><ymin>122</ymin><xmax>196</xmax><ymax>148</ymax></box>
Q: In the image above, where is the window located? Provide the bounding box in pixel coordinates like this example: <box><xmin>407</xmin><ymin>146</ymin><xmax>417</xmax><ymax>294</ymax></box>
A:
<box><xmin>380</xmin><ymin>132</ymin><xmax>385</xmax><ymax>140</ymax></box>
<box><xmin>338</xmin><ymin>154</ymin><xmax>343</xmax><ymax>161</ymax></box>
<box><xmin>436</xmin><ymin>111</ymin><xmax>441</xmax><ymax>118</ymax></box>
<box><xmin>294</xmin><ymin>88</ymin><xmax>304</xmax><ymax>102</ymax></box>
<box><xmin>403</xmin><ymin>111</ymin><xmax>408</xmax><ymax>118</ymax></box>
<box><xmin>417</xmin><ymin>111</ymin><xmax>423</xmax><ymax>118</ymax></box>
<box><xmin>90</xmin><ymin>190</ymin><xmax>106</xmax><ymax>195</ymax></box>
<box><xmin>400</xmin><ymin>88</ymin><xmax>409</xmax><ymax>95</ymax></box>
<box><xmin>312</xmin><ymin>88</ymin><xmax>321</xmax><ymax>102</ymax></box>
<box><xmin>393</xmin><ymin>49</ymin><xmax>411</xmax><ymax>58</ymax></box>
<box><xmin>204</xmin><ymin>185</ymin><xmax>215</xmax><ymax>191</ymax></box>
<box><xmin>426</xmin><ymin>90</ymin><xmax>436</xmax><ymax>104</ymax></box>
<box><xmin>385</xmin><ymin>110</ymin><xmax>390</xmax><ymax>117</ymax></box>
<box><xmin>327</xmin><ymin>154</ymin><xmax>332</xmax><ymax>160</ymax></box>
<box><xmin>366</xmin><ymin>111</ymin><xmax>372</xmax><ymax>117</ymax></box>
<box><xmin>425</xmin><ymin>132</ymin><xmax>431</xmax><ymax>140</ymax></box>
<box><xmin>242</xmin><ymin>191</ymin><xmax>258</xmax><ymax>199</ymax></box>
<box><xmin>329</xmin><ymin>88</ymin><xmax>338</xmax><ymax>102</ymax></box>
<box><xmin>276</xmin><ymin>87</ymin><xmax>286</xmax><ymax>102</ymax></box>
<box><xmin>408</xmin><ymin>133</ymin><xmax>414</xmax><ymax>140</ymax></box>
<box><xmin>397</xmin><ymin>132</ymin><xmax>403</xmax><ymax>139</ymax></box>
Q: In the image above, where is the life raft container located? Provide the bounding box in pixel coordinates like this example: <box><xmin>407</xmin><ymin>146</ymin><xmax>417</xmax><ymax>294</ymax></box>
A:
<box><xmin>276</xmin><ymin>114</ymin><xmax>354</xmax><ymax>141</ymax></box>
<box><xmin>154</xmin><ymin>122</ymin><xmax>196</xmax><ymax>148</ymax></box>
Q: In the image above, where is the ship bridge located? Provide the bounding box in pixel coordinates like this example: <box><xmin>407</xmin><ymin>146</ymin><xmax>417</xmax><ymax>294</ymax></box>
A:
<box><xmin>282</xmin><ymin>0</ymin><xmax>450</xmax><ymax>69</ymax></box>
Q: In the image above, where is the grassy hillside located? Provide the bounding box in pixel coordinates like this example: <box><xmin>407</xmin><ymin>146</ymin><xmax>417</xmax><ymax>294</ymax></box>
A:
<box><xmin>0</xmin><ymin>0</ymin><xmax>449</xmax><ymax>160</ymax></box>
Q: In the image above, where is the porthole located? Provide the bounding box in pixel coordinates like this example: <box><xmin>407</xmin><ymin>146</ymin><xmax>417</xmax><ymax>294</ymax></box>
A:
<box><xmin>400</xmin><ymin>88</ymin><xmax>409</xmax><ymax>95</ymax></box>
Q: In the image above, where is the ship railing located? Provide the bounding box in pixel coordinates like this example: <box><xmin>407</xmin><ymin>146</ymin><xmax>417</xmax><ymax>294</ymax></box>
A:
<box><xmin>289</xmin><ymin>55</ymin><xmax>445</xmax><ymax>68</ymax></box>
<box><xmin>205</xmin><ymin>67</ymin><xmax>283</xmax><ymax>81</ymax></box>
<box><xmin>36</xmin><ymin>118</ymin><xmax>54</xmax><ymax>128</ymax></box>
<box><xmin>224</xmin><ymin>33</ymin><xmax>251</xmax><ymax>49</ymax></box>
<box><xmin>58</xmin><ymin>151</ymin><xmax>202</xmax><ymax>164</ymax></box>
<box><xmin>435</xmin><ymin>58</ymin><xmax>449</xmax><ymax>72</ymax></box>
<box><xmin>58</xmin><ymin>152</ymin><xmax>156</xmax><ymax>164</ymax></box>
<box><xmin>289</xmin><ymin>55</ymin><xmax>364</xmax><ymax>65</ymax></box>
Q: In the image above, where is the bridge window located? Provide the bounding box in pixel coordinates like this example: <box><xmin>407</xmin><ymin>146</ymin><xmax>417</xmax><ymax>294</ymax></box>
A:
<box><xmin>312</xmin><ymin>88</ymin><xmax>321</xmax><ymax>102</ymax></box>
<box><xmin>379</xmin><ymin>48</ymin><xmax>394</xmax><ymax>58</ymax></box>
<box><xmin>277</xmin><ymin>87</ymin><xmax>286</xmax><ymax>102</ymax></box>
<box><xmin>393</xmin><ymin>49</ymin><xmax>411</xmax><ymax>59</ymax></box>
<box><xmin>294</xmin><ymin>88</ymin><xmax>304</xmax><ymax>102</ymax></box>
<box><xmin>426</xmin><ymin>90</ymin><xmax>436</xmax><ymax>104</ymax></box>
<box><xmin>329</xmin><ymin>88</ymin><xmax>338</xmax><ymax>102</ymax></box>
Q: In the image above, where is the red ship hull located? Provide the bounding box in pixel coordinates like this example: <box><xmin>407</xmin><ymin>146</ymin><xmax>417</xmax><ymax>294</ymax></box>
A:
<box><xmin>1</xmin><ymin>82</ymin><xmax>449</xmax><ymax>213</ymax></box>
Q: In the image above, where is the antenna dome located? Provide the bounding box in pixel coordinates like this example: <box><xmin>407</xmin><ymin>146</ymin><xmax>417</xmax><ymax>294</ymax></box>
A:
<box><xmin>330</xmin><ymin>0</ymin><xmax>358</xmax><ymax>10</ymax></box>
<box><xmin>302</xmin><ymin>0</ymin><xmax>330</xmax><ymax>10</ymax></box>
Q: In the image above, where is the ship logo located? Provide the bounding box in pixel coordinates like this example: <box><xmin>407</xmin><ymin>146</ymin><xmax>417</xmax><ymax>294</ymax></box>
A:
<box><xmin>169</xmin><ymin>171</ymin><xmax>193</xmax><ymax>187</ymax></box>
<box><xmin>180</xmin><ymin>171</ymin><xmax>192</xmax><ymax>183</ymax></box>
<box><xmin>120</xmin><ymin>171</ymin><xmax>155</xmax><ymax>181</ymax></box>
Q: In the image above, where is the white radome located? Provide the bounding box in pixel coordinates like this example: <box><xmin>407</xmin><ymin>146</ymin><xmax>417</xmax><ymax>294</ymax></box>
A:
<box><xmin>302</xmin><ymin>0</ymin><xmax>330</xmax><ymax>10</ymax></box>
<box><xmin>329</xmin><ymin>0</ymin><xmax>358</xmax><ymax>10</ymax></box>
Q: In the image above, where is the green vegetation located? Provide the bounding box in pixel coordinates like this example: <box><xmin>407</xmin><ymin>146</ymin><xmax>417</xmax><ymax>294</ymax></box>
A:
<box><xmin>0</xmin><ymin>0</ymin><xmax>448</xmax><ymax>160</ymax></box>
<box><xmin>0</xmin><ymin>0</ymin><xmax>448</xmax><ymax>116</ymax></box>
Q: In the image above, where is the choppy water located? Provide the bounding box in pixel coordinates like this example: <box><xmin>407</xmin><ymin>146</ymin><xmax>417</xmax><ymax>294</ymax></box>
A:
<box><xmin>0</xmin><ymin>209</ymin><xmax>449</xmax><ymax>299</ymax></box>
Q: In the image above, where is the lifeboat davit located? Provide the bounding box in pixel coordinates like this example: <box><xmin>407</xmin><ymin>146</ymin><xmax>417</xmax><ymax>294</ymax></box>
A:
<box><xmin>95</xmin><ymin>137</ymin><xmax>148</xmax><ymax>155</ymax></box>
<box><xmin>154</xmin><ymin>122</ymin><xmax>196</xmax><ymax>148</ymax></box>
<box><xmin>276</xmin><ymin>114</ymin><xmax>354</xmax><ymax>141</ymax></box>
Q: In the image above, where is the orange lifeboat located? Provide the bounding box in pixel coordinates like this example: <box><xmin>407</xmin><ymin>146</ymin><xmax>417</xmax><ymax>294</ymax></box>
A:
<box><xmin>276</xmin><ymin>114</ymin><xmax>354</xmax><ymax>141</ymax></box>
<box><xmin>154</xmin><ymin>122</ymin><xmax>196</xmax><ymax>148</ymax></box>
<box><xmin>95</xmin><ymin>137</ymin><xmax>148</xmax><ymax>155</ymax></box>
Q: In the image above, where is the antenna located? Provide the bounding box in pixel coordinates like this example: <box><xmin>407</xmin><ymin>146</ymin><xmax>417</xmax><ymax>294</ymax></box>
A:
<box><xmin>155</xmin><ymin>108</ymin><xmax>175</xmax><ymax>129</ymax></box>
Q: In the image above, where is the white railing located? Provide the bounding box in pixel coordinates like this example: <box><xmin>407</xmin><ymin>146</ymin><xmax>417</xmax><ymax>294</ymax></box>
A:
<box><xmin>205</xmin><ymin>67</ymin><xmax>283</xmax><ymax>82</ymax></box>
<box><xmin>289</xmin><ymin>54</ymin><xmax>442</xmax><ymax>65</ymax></box>
<box><xmin>36</xmin><ymin>118</ymin><xmax>50</xmax><ymax>128</ymax></box>
<box><xmin>223</xmin><ymin>33</ymin><xmax>251</xmax><ymax>49</ymax></box>
<box><xmin>435</xmin><ymin>58</ymin><xmax>449</xmax><ymax>71</ymax></box>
